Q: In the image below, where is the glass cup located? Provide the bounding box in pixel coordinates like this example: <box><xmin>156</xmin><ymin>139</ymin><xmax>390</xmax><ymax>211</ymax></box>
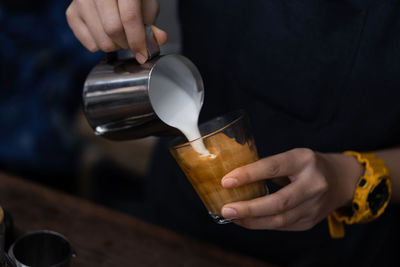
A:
<box><xmin>169</xmin><ymin>110</ymin><xmax>268</xmax><ymax>224</ymax></box>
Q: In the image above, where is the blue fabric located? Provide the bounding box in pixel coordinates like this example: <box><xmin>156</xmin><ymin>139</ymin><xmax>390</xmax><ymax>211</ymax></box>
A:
<box><xmin>0</xmin><ymin>1</ymin><xmax>102</xmax><ymax>172</ymax></box>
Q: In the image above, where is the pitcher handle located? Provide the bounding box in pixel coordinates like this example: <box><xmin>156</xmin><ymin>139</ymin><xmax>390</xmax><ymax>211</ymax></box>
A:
<box><xmin>106</xmin><ymin>25</ymin><xmax>160</xmax><ymax>63</ymax></box>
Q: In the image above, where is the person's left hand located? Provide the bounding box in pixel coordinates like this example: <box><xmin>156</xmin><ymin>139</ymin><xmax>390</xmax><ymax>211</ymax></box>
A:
<box><xmin>220</xmin><ymin>148</ymin><xmax>364</xmax><ymax>230</ymax></box>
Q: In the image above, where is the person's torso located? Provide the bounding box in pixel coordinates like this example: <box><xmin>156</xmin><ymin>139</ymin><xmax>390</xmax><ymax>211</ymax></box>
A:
<box><xmin>154</xmin><ymin>1</ymin><xmax>400</xmax><ymax>265</ymax></box>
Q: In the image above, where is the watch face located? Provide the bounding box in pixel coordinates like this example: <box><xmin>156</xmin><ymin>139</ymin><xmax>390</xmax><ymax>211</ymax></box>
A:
<box><xmin>367</xmin><ymin>177</ymin><xmax>390</xmax><ymax>215</ymax></box>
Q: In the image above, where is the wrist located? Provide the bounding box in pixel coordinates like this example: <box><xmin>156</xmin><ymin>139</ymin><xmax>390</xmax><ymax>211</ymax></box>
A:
<box><xmin>328</xmin><ymin>151</ymin><xmax>391</xmax><ymax>238</ymax></box>
<box><xmin>340</xmin><ymin>153</ymin><xmax>365</xmax><ymax>206</ymax></box>
<box><xmin>323</xmin><ymin>153</ymin><xmax>364</xmax><ymax>207</ymax></box>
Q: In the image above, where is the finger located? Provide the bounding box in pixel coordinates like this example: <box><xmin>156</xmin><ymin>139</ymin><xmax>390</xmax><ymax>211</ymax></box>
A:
<box><xmin>144</xmin><ymin>2</ymin><xmax>168</xmax><ymax>46</ymax></box>
<box><xmin>222</xmin><ymin>178</ymin><xmax>316</xmax><ymax>218</ymax></box>
<box><xmin>118</xmin><ymin>0</ymin><xmax>148</xmax><ymax>63</ymax></box>
<box><xmin>142</xmin><ymin>0</ymin><xmax>160</xmax><ymax>25</ymax></box>
<box><xmin>77</xmin><ymin>0</ymin><xmax>120</xmax><ymax>52</ymax></box>
<box><xmin>234</xmin><ymin>198</ymin><xmax>318</xmax><ymax>230</ymax></box>
<box><xmin>222</xmin><ymin>148</ymin><xmax>315</xmax><ymax>188</ymax></box>
<box><xmin>151</xmin><ymin>25</ymin><xmax>168</xmax><ymax>45</ymax></box>
<box><xmin>95</xmin><ymin>0</ymin><xmax>129</xmax><ymax>49</ymax></box>
<box><xmin>66</xmin><ymin>4</ymin><xmax>99</xmax><ymax>52</ymax></box>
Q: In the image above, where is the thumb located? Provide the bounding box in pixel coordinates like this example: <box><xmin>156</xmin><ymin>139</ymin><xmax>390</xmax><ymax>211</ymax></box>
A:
<box><xmin>151</xmin><ymin>25</ymin><xmax>168</xmax><ymax>45</ymax></box>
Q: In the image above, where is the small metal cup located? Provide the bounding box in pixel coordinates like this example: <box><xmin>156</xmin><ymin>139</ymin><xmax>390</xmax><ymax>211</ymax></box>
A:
<box><xmin>8</xmin><ymin>230</ymin><xmax>76</xmax><ymax>267</ymax></box>
<box><xmin>83</xmin><ymin>27</ymin><xmax>204</xmax><ymax>140</ymax></box>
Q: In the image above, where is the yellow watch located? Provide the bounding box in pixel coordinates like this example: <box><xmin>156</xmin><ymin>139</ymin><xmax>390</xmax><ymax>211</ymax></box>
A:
<box><xmin>328</xmin><ymin>151</ymin><xmax>391</xmax><ymax>238</ymax></box>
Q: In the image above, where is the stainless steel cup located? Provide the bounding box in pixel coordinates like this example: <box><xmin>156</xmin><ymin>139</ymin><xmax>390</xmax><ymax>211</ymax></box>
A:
<box><xmin>82</xmin><ymin>26</ymin><xmax>204</xmax><ymax>140</ymax></box>
<box><xmin>8</xmin><ymin>230</ymin><xmax>76</xmax><ymax>267</ymax></box>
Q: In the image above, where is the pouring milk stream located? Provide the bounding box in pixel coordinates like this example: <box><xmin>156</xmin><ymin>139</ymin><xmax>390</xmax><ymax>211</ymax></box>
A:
<box><xmin>148</xmin><ymin>68</ymin><xmax>212</xmax><ymax>157</ymax></box>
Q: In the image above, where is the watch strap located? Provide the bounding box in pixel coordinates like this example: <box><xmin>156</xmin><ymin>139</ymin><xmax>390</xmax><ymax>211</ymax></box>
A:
<box><xmin>327</xmin><ymin>213</ymin><xmax>345</xmax><ymax>238</ymax></box>
<box><xmin>328</xmin><ymin>151</ymin><xmax>391</xmax><ymax>238</ymax></box>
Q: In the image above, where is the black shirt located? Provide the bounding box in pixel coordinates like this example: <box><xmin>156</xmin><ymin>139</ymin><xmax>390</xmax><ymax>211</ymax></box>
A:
<box><xmin>145</xmin><ymin>1</ymin><xmax>400</xmax><ymax>265</ymax></box>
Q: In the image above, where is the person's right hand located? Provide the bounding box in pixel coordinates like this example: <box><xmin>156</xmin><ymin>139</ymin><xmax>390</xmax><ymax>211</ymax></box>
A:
<box><xmin>66</xmin><ymin>0</ymin><xmax>168</xmax><ymax>64</ymax></box>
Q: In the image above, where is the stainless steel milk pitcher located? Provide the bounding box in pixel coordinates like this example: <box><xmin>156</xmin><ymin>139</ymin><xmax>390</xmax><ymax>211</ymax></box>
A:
<box><xmin>82</xmin><ymin>26</ymin><xmax>204</xmax><ymax>140</ymax></box>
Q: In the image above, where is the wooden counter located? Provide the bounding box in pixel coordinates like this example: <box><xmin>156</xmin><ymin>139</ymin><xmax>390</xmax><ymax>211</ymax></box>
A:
<box><xmin>0</xmin><ymin>173</ymin><xmax>271</xmax><ymax>266</ymax></box>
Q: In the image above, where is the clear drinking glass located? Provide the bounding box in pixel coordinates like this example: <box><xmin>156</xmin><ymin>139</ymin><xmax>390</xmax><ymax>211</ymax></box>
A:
<box><xmin>169</xmin><ymin>110</ymin><xmax>268</xmax><ymax>224</ymax></box>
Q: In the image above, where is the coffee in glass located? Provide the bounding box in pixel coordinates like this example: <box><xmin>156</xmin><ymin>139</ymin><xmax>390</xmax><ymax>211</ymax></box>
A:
<box><xmin>170</xmin><ymin>110</ymin><xmax>267</xmax><ymax>223</ymax></box>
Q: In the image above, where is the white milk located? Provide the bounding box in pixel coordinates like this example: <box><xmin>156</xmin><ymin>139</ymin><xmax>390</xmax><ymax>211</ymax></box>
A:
<box><xmin>149</xmin><ymin>66</ymin><xmax>211</xmax><ymax>157</ymax></box>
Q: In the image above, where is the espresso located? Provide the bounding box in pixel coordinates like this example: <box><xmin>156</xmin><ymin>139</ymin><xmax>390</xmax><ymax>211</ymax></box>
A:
<box><xmin>171</xmin><ymin>133</ymin><xmax>267</xmax><ymax>217</ymax></box>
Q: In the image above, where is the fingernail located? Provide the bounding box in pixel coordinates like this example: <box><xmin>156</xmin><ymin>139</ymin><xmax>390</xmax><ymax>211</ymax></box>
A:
<box><xmin>221</xmin><ymin>178</ymin><xmax>238</xmax><ymax>188</ymax></box>
<box><xmin>222</xmin><ymin>207</ymin><xmax>237</xmax><ymax>218</ymax></box>
<box><xmin>136</xmin><ymin>51</ymin><xmax>147</xmax><ymax>64</ymax></box>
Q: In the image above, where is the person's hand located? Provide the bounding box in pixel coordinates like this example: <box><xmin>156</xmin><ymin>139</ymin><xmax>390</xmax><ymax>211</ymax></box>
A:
<box><xmin>66</xmin><ymin>0</ymin><xmax>168</xmax><ymax>64</ymax></box>
<box><xmin>220</xmin><ymin>148</ymin><xmax>364</xmax><ymax>230</ymax></box>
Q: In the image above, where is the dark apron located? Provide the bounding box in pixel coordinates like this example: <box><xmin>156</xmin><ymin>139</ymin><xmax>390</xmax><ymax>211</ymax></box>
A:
<box><xmin>144</xmin><ymin>1</ymin><xmax>400</xmax><ymax>265</ymax></box>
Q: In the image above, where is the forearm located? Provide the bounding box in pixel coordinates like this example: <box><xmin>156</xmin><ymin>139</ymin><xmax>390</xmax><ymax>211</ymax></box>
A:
<box><xmin>375</xmin><ymin>147</ymin><xmax>400</xmax><ymax>203</ymax></box>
